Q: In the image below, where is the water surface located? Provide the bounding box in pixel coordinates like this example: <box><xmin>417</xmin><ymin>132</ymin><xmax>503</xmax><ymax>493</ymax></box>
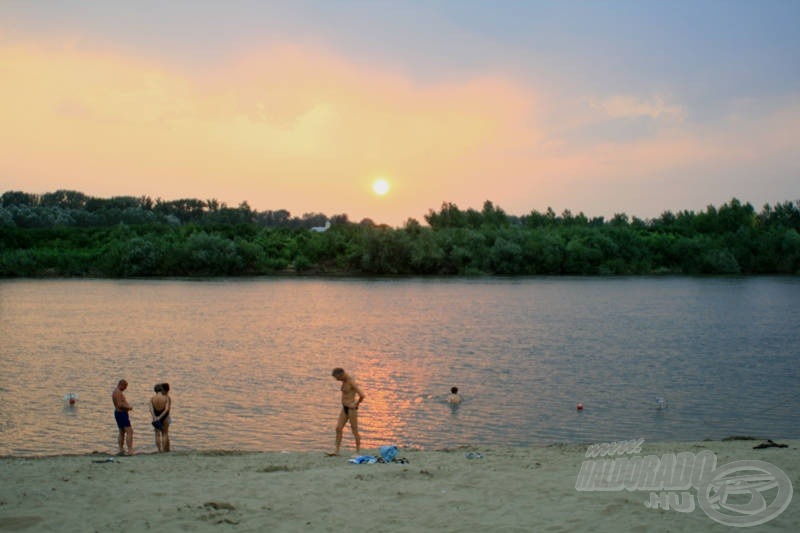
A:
<box><xmin>1</xmin><ymin>277</ymin><xmax>798</xmax><ymax>456</ymax></box>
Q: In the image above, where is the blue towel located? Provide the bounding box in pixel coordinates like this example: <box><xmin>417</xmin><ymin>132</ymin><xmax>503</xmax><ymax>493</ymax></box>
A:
<box><xmin>348</xmin><ymin>455</ymin><xmax>378</xmax><ymax>464</ymax></box>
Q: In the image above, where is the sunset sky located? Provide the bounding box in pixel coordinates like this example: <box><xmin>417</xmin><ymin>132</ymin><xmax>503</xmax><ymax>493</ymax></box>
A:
<box><xmin>2</xmin><ymin>1</ymin><xmax>798</xmax><ymax>226</ymax></box>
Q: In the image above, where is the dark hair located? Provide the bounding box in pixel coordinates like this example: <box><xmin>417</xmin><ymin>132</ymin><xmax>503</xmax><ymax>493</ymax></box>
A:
<box><xmin>451</xmin><ymin>387</ymin><xmax>459</xmax><ymax>394</ymax></box>
<box><xmin>160</xmin><ymin>383</ymin><xmax>170</xmax><ymax>393</ymax></box>
<box><xmin>154</xmin><ymin>384</ymin><xmax>163</xmax><ymax>393</ymax></box>
<box><xmin>332</xmin><ymin>368</ymin><xmax>344</xmax><ymax>377</ymax></box>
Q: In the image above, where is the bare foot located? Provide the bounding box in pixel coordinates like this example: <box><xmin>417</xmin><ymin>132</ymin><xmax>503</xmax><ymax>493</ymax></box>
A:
<box><xmin>325</xmin><ymin>452</ymin><xmax>339</xmax><ymax>457</ymax></box>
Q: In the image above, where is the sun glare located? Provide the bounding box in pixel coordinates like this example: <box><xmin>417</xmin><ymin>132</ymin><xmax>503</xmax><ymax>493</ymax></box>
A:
<box><xmin>372</xmin><ymin>178</ymin><xmax>390</xmax><ymax>196</ymax></box>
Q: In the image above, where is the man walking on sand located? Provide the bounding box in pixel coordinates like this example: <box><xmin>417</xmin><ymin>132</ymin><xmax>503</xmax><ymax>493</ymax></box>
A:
<box><xmin>112</xmin><ymin>379</ymin><xmax>134</xmax><ymax>455</ymax></box>
<box><xmin>329</xmin><ymin>368</ymin><xmax>365</xmax><ymax>456</ymax></box>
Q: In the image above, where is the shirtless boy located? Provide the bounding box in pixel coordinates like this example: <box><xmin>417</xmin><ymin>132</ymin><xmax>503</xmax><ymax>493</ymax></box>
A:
<box><xmin>112</xmin><ymin>379</ymin><xmax>134</xmax><ymax>455</ymax></box>
<box><xmin>329</xmin><ymin>368</ymin><xmax>365</xmax><ymax>456</ymax></box>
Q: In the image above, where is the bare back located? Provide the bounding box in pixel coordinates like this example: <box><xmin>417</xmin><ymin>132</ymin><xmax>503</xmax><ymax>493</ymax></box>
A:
<box><xmin>151</xmin><ymin>394</ymin><xmax>169</xmax><ymax>413</ymax></box>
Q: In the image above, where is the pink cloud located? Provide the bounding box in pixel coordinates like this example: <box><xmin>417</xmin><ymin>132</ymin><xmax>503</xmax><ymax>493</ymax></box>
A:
<box><xmin>1</xmin><ymin>38</ymin><xmax>797</xmax><ymax>224</ymax></box>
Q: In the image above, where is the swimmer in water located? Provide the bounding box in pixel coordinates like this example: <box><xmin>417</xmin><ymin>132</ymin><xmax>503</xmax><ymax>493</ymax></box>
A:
<box><xmin>448</xmin><ymin>386</ymin><xmax>462</xmax><ymax>405</ymax></box>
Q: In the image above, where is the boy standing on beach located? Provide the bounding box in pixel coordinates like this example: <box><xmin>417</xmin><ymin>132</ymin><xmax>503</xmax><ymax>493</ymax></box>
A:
<box><xmin>112</xmin><ymin>379</ymin><xmax>134</xmax><ymax>455</ymax></box>
<box><xmin>330</xmin><ymin>368</ymin><xmax>365</xmax><ymax>456</ymax></box>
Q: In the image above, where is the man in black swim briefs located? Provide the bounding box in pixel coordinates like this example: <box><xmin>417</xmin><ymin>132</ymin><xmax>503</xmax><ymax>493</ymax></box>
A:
<box><xmin>329</xmin><ymin>368</ymin><xmax>365</xmax><ymax>456</ymax></box>
<box><xmin>112</xmin><ymin>379</ymin><xmax>134</xmax><ymax>455</ymax></box>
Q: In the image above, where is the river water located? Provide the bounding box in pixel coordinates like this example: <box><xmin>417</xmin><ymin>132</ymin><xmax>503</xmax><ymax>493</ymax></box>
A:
<box><xmin>1</xmin><ymin>277</ymin><xmax>798</xmax><ymax>456</ymax></box>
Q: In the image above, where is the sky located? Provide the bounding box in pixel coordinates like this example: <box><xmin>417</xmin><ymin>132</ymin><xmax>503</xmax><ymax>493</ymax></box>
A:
<box><xmin>2</xmin><ymin>1</ymin><xmax>799</xmax><ymax>226</ymax></box>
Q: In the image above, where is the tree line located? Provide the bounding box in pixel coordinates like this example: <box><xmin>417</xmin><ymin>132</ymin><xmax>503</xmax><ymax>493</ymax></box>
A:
<box><xmin>1</xmin><ymin>190</ymin><xmax>799</xmax><ymax>277</ymax></box>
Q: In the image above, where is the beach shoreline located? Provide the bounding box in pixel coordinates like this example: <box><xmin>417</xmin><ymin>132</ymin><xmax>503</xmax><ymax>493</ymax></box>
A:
<box><xmin>1</xmin><ymin>439</ymin><xmax>796</xmax><ymax>532</ymax></box>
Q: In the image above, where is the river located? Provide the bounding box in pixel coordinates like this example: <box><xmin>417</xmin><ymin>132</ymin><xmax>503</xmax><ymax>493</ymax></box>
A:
<box><xmin>1</xmin><ymin>277</ymin><xmax>798</xmax><ymax>456</ymax></box>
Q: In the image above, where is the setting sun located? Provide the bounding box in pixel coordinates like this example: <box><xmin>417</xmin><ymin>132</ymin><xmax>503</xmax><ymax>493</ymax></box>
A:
<box><xmin>372</xmin><ymin>178</ymin><xmax>390</xmax><ymax>196</ymax></box>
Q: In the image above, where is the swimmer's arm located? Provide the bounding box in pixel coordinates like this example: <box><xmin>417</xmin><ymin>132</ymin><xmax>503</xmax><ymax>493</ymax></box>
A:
<box><xmin>354</xmin><ymin>384</ymin><xmax>365</xmax><ymax>407</ymax></box>
<box><xmin>161</xmin><ymin>396</ymin><xmax>171</xmax><ymax>419</ymax></box>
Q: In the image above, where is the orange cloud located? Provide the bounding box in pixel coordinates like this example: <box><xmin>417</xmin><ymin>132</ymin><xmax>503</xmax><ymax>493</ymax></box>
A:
<box><xmin>0</xmin><ymin>40</ymin><xmax>541</xmax><ymax>223</ymax></box>
<box><xmin>1</xmin><ymin>37</ymin><xmax>797</xmax><ymax>224</ymax></box>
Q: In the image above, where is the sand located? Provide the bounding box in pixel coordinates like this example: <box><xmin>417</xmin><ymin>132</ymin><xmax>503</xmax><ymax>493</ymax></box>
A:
<box><xmin>0</xmin><ymin>440</ymin><xmax>797</xmax><ymax>532</ymax></box>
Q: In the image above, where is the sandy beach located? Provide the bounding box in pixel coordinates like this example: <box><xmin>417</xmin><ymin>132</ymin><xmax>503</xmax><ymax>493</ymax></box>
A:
<box><xmin>0</xmin><ymin>439</ymin><xmax>796</xmax><ymax>532</ymax></box>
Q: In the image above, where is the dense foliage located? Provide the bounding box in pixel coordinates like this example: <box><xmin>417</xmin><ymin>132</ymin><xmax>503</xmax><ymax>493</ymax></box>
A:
<box><xmin>1</xmin><ymin>190</ymin><xmax>799</xmax><ymax>277</ymax></box>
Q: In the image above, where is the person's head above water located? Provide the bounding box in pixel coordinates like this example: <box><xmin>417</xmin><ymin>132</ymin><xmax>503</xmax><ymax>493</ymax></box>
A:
<box><xmin>451</xmin><ymin>387</ymin><xmax>459</xmax><ymax>394</ymax></box>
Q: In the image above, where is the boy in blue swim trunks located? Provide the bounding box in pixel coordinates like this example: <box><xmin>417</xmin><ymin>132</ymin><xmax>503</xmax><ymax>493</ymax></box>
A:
<box><xmin>112</xmin><ymin>379</ymin><xmax>134</xmax><ymax>455</ymax></box>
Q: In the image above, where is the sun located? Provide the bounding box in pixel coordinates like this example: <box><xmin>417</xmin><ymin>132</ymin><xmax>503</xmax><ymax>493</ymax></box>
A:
<box><xmin>372</xmin><ymin>178</ymin><xmax>390</xmax><ymax>196</ymax></box>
